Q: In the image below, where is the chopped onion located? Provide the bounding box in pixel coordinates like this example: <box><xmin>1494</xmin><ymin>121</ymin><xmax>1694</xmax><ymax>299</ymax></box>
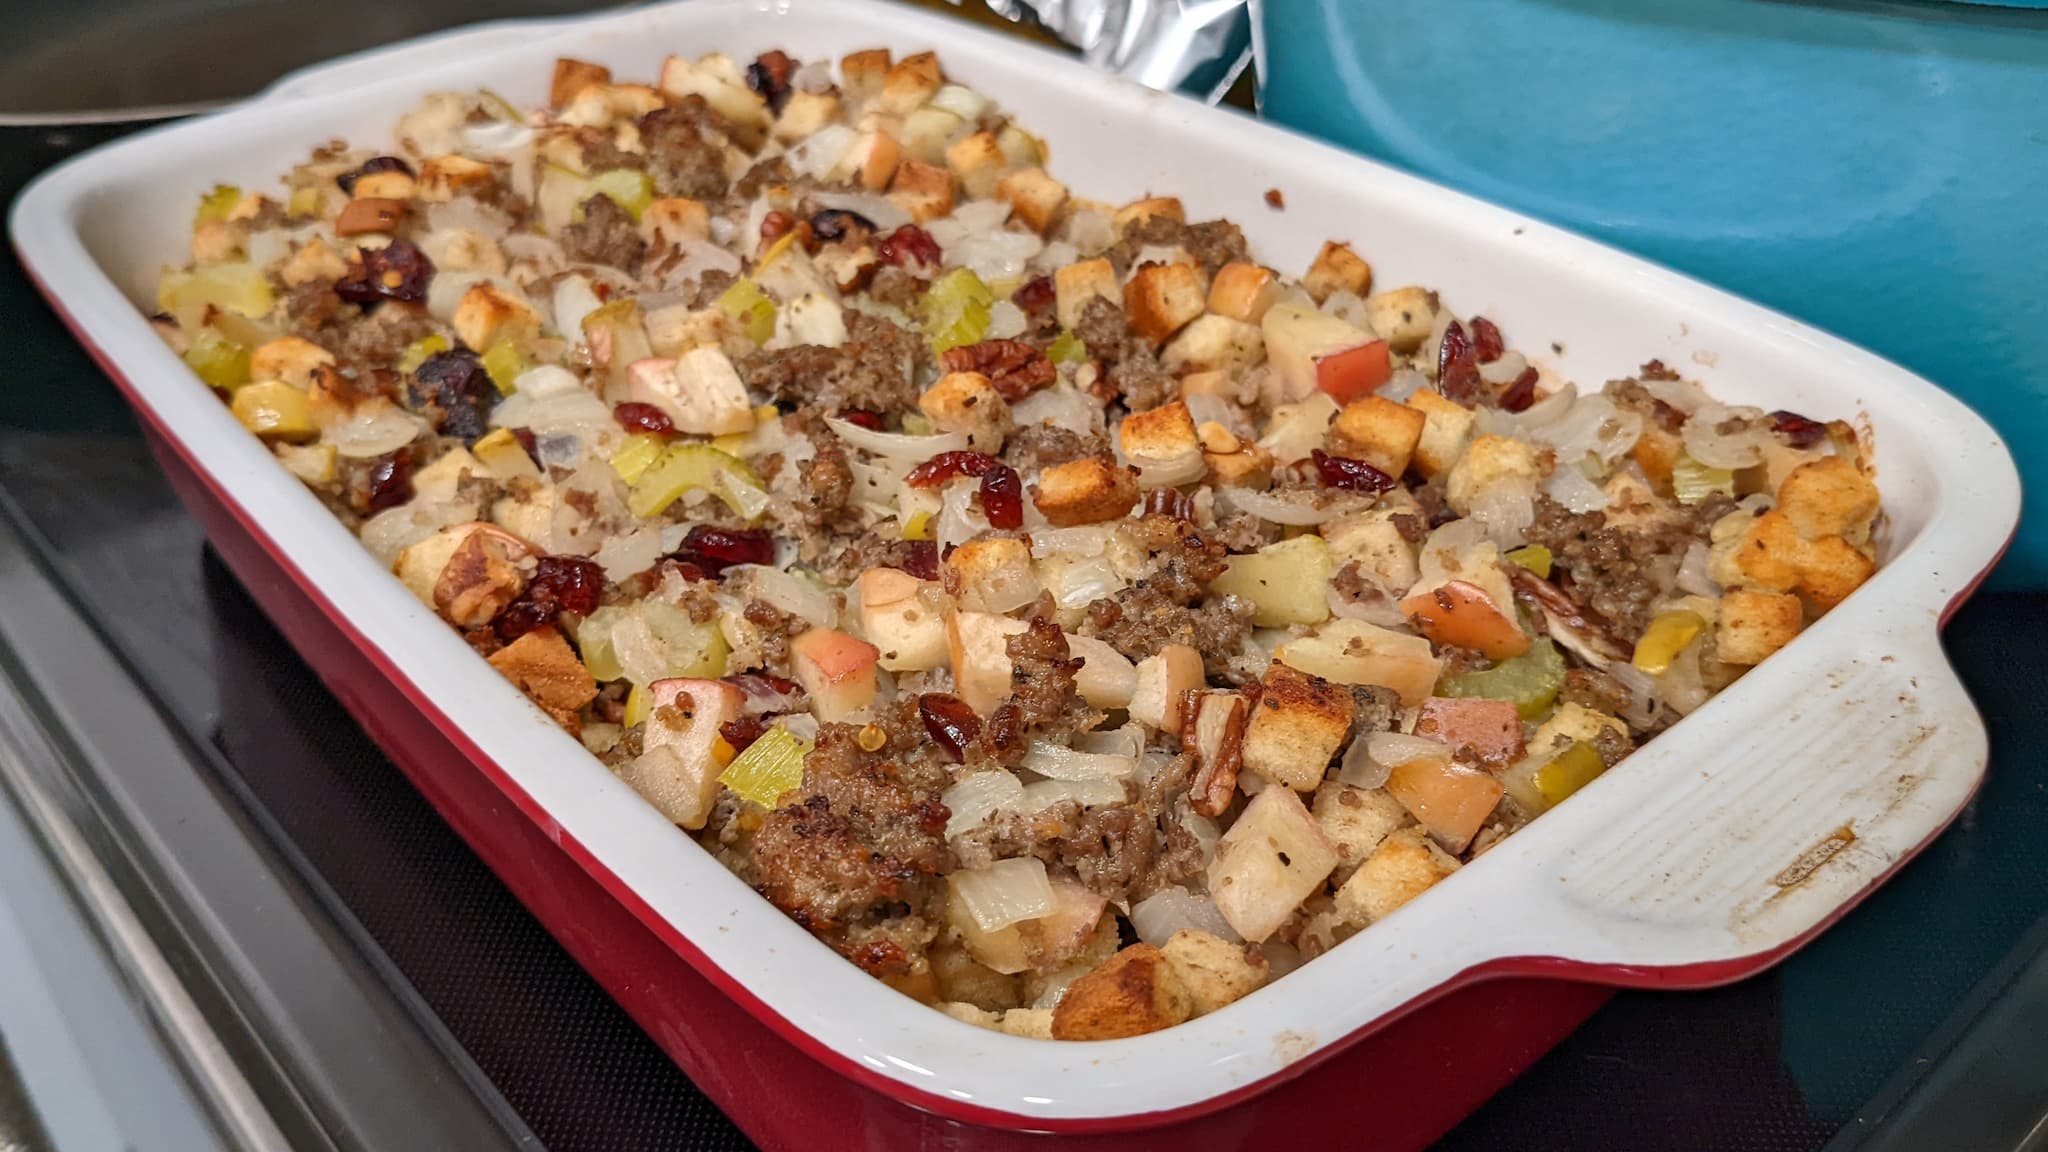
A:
<box><xmin>1337</xmin><ymin>736</ymin><xmax>1390</xmax><ymax>789</ymax></box>
<box><xmin>985</xmin><ymin>299</ymin><xmax>1026</xmax><ymax>340</ymax></box>
<box><xmin>1658</xmin><ymin>636</ymin><xmax>1711</xmax><ymax>716</ymax></box>
<box><xmin>553</xmin><ymin>276</ymin><xmax>603</xmax><ymax>345</ymax></box>
<box><xmin>788</xmin><ymin>123</ymin><xmax>856</xmax><ymax>180</ymax></box>
<box><xmin>1030</xmin><ymin>240</ymin><xmax>1078</xmax><ymax>273</ymax></box>
<box><xmin>1328</xmin><ymin>577</ymin><xmax>1407</xmax><ymax>627</ymax></box>
<box><xmin>1605</xmin><ymin>662</ymin><xmax>1667</xmax><ymax>730</ymax></box>
<box><xmin>654</xmin><ymin>234</ymin><xmax>744</xmax><ymax>293</ymax></box>
<box><xmin>823</xmin><ymin>416</ymin><xmax>967</xmax><ymax>460</ymax></box>
<box><xmin>935</xmin><ymin>477</ymin><xmax>989</xmax><ymax>552</ymax></box>
<box><xmin>1682</xmin><ymin>403</ymin><xmax>1771</xmax><ymax>470</ymax></box>
<box><xmin>1130</xmin><ymin>887</ymin><xmax>1240</xmax><ymax>948</ymax></box>
<box><xmin>727</xmin><ymin>564</ymin><xmax>838</xmax><ymax>628</ymax></box>
<box><xmin>1011</xmin><ymin>387</ymin><xmax>1103</xmax><ymax>439</ymax></box>
<box><xmin>1021</xmin><ymin>740</ymin><xmax>1137</xmax><ymax>781</ymax></box>
<box><xmin>778</xmin><ymin>712</ymin><xmax>820</xmax><ymax>744</ymax></box>
<box><xmin>1321</xmin><ymin>290</ymin><xmax>1373</xmax><ymax>332</ymax></box>
<box><xmin>535</xmin><ymin>433</ymin><xmax>585</xmax><ymax>470</ymax></box>
<box><xmin>460</xmin><ymin>118</ymin><xmax>533</xmax><ymax>158</ymax></box>
<box><xmin>1225</xmin><ymin>488</ymin><xmax>1341</xmax><ymax>526</ymax></box>
<box><xmin>1073</xmin><ymin>725</ymin><xmax>1144</xmax><ymax>758</ymax></box>
<box><xmin>1533</xmin><ymin>394</ymin><xmax>1642</xmax><ymax>467</ymax></box>
<box><xmin>1677</xmin><ymin>540</ymin><xmax>1719</xmax><ymax>597</ymax></box>
<box><xmin>1642</xmin><ymin>375</ymin><xmax>1709</xmax><ymax>415</ymax></box>
<box><xmin>1059</xmin><ymin>208</ymin><xmax>1115</xmax><ymax>256</ymax></box>
<box><xmin>1478</xmin><ymin>350</ymin><xmax>1529</xmax><ymax>386</ymax></box>
<box><xmin>592</xmin><ymin>526</ymin><xmax>664</xmax><ymax>581</ymax></box>
<box><xmin>1361</xmin><ymin>732</ymin><xmax>1453</xmax><ymax>782</ymax></box>
<box><xmin>945</xmin><ymin>229</ymin><xmax>1042</xmax><ymax>285</ymax></box>
<box><xmin>1376</xmin><ymin>367</ymin><xmax>1429</xmax><ymax>405</ymax></box>
<box><xmin>1028</xmin><ymin>525</ymin><xmax>1112</xmax><ymax>560</ymax></box>
<box><xmin>1180</xmin><ymin>809</ymin><xmax>1222</xmax><ymax>865</ymax></box>
<box><xmin>1544</xmin><ymin>459</ymin><xmax>1610</xmax><ymax>514</ymax></box>
<box><xmin>943</xmin><ymin>771</ymin><xmax>1026</xmax><ymax>840</ymax></box>
<box><xmin>952</xmin><ymin>857</ymin><xmax>1056</xmax><ymax>932</ymax></box>
<box><xmin>1128</xmin><ymin>449</ymin><xmax>1207</xmax><ymax>490</ymax></box>
<box><xmin>928</xmin><ymin>83</ymin><xmax>991</xmax><ymax>123</ymax></box>
<box><xmin>358</xmin><ymin>499</ymin><xmax>478</xmax><ymax>565</ymax></box>
<box><xmin>1467</xmin><ymin>486</ymin><xmax>1535</xmax><ymax>549</ymax></box>
<box><xmin>792</xmin><ymin>59</ymin><xmax>834</xmax><ymax>93</ymax></box>
<box><xmin>425</xmin><ymin>197</ymin><xmax>513</xmax><ymax>240</ymax></box>
<box><xmin>327</xmin><ymin>402</ymin><xmax>427</xmax><ymax>458</ymax></box>
<box><xmin>1021</xmin><ymin>776</ymin><xmax>1127</xmax><ymax>813</ymax></box>
<box><xmin>809</xmin><ymin>190</ymin><xmax>910</xmax><ymax>232</ymax></box>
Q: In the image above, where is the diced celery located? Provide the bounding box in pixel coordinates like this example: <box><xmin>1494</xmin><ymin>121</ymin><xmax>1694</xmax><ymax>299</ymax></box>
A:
<box><xmin>230</xmin><ymin>380</ymin><xmax>315</xmax><ymax>442</ymax></box>
<box><xmin>1046</xmin><ymin>329</ymin><xmax>1087</xmax><ymax>365</ymax></box>
<box><xmin>623</xmin><ymin>682</ymin><xmax>652</xmax><ymax>728</ymax></box>
<box><xmin>900</xmin><ymin>412</ymin><xmax>933</xmax><ymax>437</ymax></box>
<box><xmin>286</xmin><ymin>186</ymin><xmax>322</xmax><ymax>219</ymax></box>
<box><xmin>718</xmin><ymin>726</ymin><xmax>812</xmax><ymax>810</ymax></box>
<box><xmin>756</xmin><ymin>229</ymin><xmax>801</xmax><ymax>268</ymax></box>
<box><xmin>574</xmin><ymin>605</ymin><xmax>629</xmax><ymax>682</ymax></box>
<box><xmin>193</xmin><ymin>184</ymin><xmax>242</xmax><ymax>229</ymax></box>
<box><xmin>1672</xmin><ymin>454</ymin><xmax>1736</xmax><ymax>505</ymax></box>
<box><xmin>610</xmin><ymin>433</ymin><xmax>667</xmax><ymax>485</ymax></box>
<box><xmin>902</xmin><ymin>510</ymin><xmax>933</xmax><ymax>541</ymax></box>
<box><xmin>1438</xmin><ymin>637</ymin><xmax>1567</xmax><ymax>721</ymax></box>
<box><xmin>716</xmin><ymin>278</ymin><xmax>777</xmax><ymax>346</ymax></box>
<box><xmin>626</xmin><ymin>443</ymin><xmax>766</xmax><ymax>519</ymax></box>
<box><xmin>397</xmin><ymin>333</ymin><xmax>451</xmax><ymax>374</ymax></box>
<box><xmin>477</xmin><ymin>88</ymin><xmax>523</xmax><ymax>123</ymax></box>
<box><xmin>1632</xmin><ymin>609</ymin><xmax>1707</xmax><ymax>676</ymax></box>
<box><xmin>481</xmin><ymin>339</ymin><xmax>527</xmax><ymax>395</ymax></box>
<box><xmin>182</xmin><ymin>328</ymin><xmax>250</xmax><ymax>391</ymax></box>
<box><xmin>158</xmin><ymin>262</ymin><xmax>274</xmax><ymax>326</ymax></box>
<box><xmin>585</xmin><ymin>169</ymin><xmax>656</xmax><ymax>221</ymax></box>
<box><xmin>921</xmin><ymin>268</ymin><xmax>994</xmax><ymax>355</ymax></box>
<box><xmin>1505</xmin><ymin>544</ymin><xmax>1552</xmax><ymax>579</ymax></box>
<box><xmin>1504</xmin><ymin>740</ymin><xmax>1607</xmax><ymax>814</ymax></box>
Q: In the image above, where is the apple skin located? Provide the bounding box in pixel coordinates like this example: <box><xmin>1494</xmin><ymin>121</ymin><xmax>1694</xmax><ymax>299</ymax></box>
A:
<box><xmin>1314</xmin><ymin>339</ymin><xmax>1393</xmax><ymax>405</ymax></box>
<box><xmin>1400</xmin><ymin>579</ymin><xmax>1530</xmax><ymax>660</ymax></box>
<box><xmin>790</xmin><ymin>627</ymin><xmax>883</xmax><ymax>721</ymax></box>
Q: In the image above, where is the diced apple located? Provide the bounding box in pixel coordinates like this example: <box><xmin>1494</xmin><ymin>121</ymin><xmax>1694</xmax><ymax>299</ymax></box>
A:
<box><xmin>1261</xmin><ymin>302</ymin><xmax>1373</xmax><ymax>405</ymax></box>
<box><xmin>618</xmin><ymin>678</ymin><xmax>746</xmax><ymax>830</ymax></box>
<box><xmin>948</xmin><ymin>611</ymin><xmax>1028</xmax><ymax>714</ymax></box>
<box><xmin>1255</xmin><ymin>391</ymin><xmax>1340</xmax><ymax>465</ymax></box>
<box><xmin>626</xmin><ymin>347</ymin><xmax>754</xmax><ymax>436</ymax></box>
<box><xmin>1128</xmin><ymin>644</ymin><xmax>1204</xmax><ymax>732</ymax></box>
<box><xmin>1314</xmin><ymin>340</ymin><xmax>1393</xmax><ymax>406</ymax></box>
<box><xmin>790</xmin><ymin>628</ymin><xmax>882</xmax><ymax>722</ymax></box>
<box><xmin>411</xmin><ymin>446</ymin><xmax>482</xmax><ymax>504</ymax></box>
<box><xmin>1207</xmin><ymin>262</ymin><xmax>1281</xmax><ymax>323</ymax></box>
<box><xmin>1209</xmin><ymin>534</ymin><xmax>1333</xmax><ymax>628</ymax></box>
<box><xmin>1383</xmin><ymin>753</ymin><xmax>1504</xmax><ymax>854</ymax></box>
<box><xmin>1274</xmin><ymin>619</ymin><xmax>1443</xmax><ymax>706</ymax></box>
<box><xmin>1064</xmin><ymin>633</ymin><xmax>1136</xmax><ymax>709</ymax></box>
<box><xmin>1206</xmin><ymin>787</ymin><xmax>1339</xmax><ymax>943</ymax></box>
<box><xmin>1400</xmin><ymin>580</ymin><xmax>1529</xmax><ymax>661</ymax></box>
<box><xmin>856</xmin><ymin>568</ymin><xmax>950</xmax><ymax>672</ymax></box>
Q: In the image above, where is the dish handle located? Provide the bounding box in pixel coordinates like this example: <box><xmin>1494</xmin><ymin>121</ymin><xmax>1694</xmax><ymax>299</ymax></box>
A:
<box><xmin>1478</xmin><ymin>609</ymin><xmax>1985</xmax><ymax>985</ymax></box>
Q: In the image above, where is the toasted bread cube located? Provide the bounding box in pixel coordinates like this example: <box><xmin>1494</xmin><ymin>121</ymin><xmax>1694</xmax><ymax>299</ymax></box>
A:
<box><xmin>878</xmin><ymin>51</ymin><xmax>944</xmax><ymax>115</ymax></box>
<box><xmin>1718</xmin><ymin>588</ymin><xmax>1805</xmax><ymax>665</ymax></box>
<box><xmin>888</xmin><ymin>160</ymin><xmax>956</xmax><ymax>223</ymax></box>
<box><xmin>1123</xmin><ymin>262</ymin><xmax>1206</xmax><ymax>347</ymax></box>
<box><xmin>939</xmin><ymin>1001</ymin><xmax>1001</xmax><ymax>1031</ymax></box>
<box><xmin>427</xmin><ymin>228</ymin><xmax>505</xmax><ymax>276</ymax></box>
<box><xmin>1128</xmin><ymin>644</ymin><xmax>1204</xmax><ymax>733</ymax></box>
<box><xmin>1322</xmin><ymin>510</ymin><xmax>1421</xmax><ymax>592</ymax></box>
<box><xmin>1113</xmin><ymin>197</ymin><xmax>1184</xmax><ymax>231</ymax></box>
<box><xmin>1404</xmin><ymin>390</ymin><xmax>1475</xmax><ymax>479</ymax></box>
<box><xmin>641</xmin><ymin>197</ymin><xmax>710</xmax><ymax>250</ymax></box>
<box><xmin>1161</xmin><ymin>930</ymin><xmax>1269</xmax><ymax>1018</ymax></box>
<box><xmin>945</xmin><ymin>538</ymin><xmax>1041</xmax><ymax>614</ymax></box>
<box><xmin>1119</xmin><ymin>400</ymin><xmax>1202</xmax><ymax>468</ymax></box>
<box><xmin>1208</xmin><ymin>786</ymin><xmax>1339</xmax><ymax>942</ymax></box>
<box><xmin>250</xmin><ymin>336</ymin><xmax>335</xmax><ymax>388</ymax></box>
<box><xmin>280</xmin><ymin>237</ymin><xmax>348</xmax><ymax>287</ymax></box>
<box><xmin>1205</xmin><ymin>445</ymin><xmax>1274</xmax><ymax>489</ymax></box>
<box><xmin>840</xmin><ymin>48</ymin><xmax>891</xmax><ymax>102</ymax></box>
<box><xmin>995</xmin><ymin>167</ymin><xmax>1068</xmax><ymax>235</ymax></box>
<box><xmin>488</xmin><ymin>626</ymin><xmax>599</xmax><ymax>729</ymax></box>
<box><xmin>1777</xmin><ymin>456</ymin><xmax>1881</xmax><ymax>545</ymax></box>
<box><xmin>772</xmin><ymin>88</ymin><xmax>842</xmax><ymax>143</ymax></box>
<box><xmin>998</xmin><ymin>1008</ymin><xmax>1055</xmax><ymax>1039</ymax></box>
<box><xmin>549</xmin><ymin>57</ymin><xmax>611</xmax><ymax>108</ymax></box>
<box><xmin>1364</xmin><ymin>286</ymin><xmax>1438</xmax><ymax>353</ymax></box>
<box><xmin>1032</xmin><ymin>454</ymin><xmax>1139</xmax><ymax>527</ymax></box>
<box><xmin>658</xmin><ymin>55</ymin><xmax>770</xmax><ymax>146</ymax></box>
<box><xmin>1332</xmin><ymin>827</ymin><xmax>1458</xmax><ymax>925</ymax></box>
<box><xmin>1301</xmin><ymin>240</ymin><xmax>1373</xmax><ymax>303</ymax></box>
<box><xmin>1530</xmin><ymin>701</ymin><xmax>1630</xmax><ymax>757</ymax></box>
<box><xmin>1799</xmin><ymin>535</ymin><xmax>1877</xmax><ymax>612</ymax></box>
<box><xmin>1049</xmin><ymin>944</ymin><xmax>1193</xmax><ymax>1040</ymax></box>
<box><xmin>453</xmin><ymin>282</ymin><xmax>540</xmax><ymax>353</ymax></box>
<box><xmin>1445</xmin><ymin>434</ymin><xmax>1540</xmax><ymax>516</ymax></box>
<box><xmin>1241</xmin><ymin>663</ymin><xmax>1356</xmax><ymax>791</ymax></box>
<box><xmin>1207</xmin><ymin>262</ymin><xmax>1279</xmax><ymax>324</ymax></box>
<box><xmin>1733</xmin><ymin>510</ymin><xmax>1806</xmax><ymax>593</ymax></box>
<box><xmin>920</xmin><ymin>371</ymin><xmax>1012</xmax><ymax>454</ymax></box>
<box><xmin>1312</xmin><ymin>782</ymin><xmax>1411</xmax><ymax>876</ymax></box>
<box><xmin>418</xmin><ymin>154</ymin><xmax>495</xmax><ymax>202</ymax></box>
<box><xmin>838</xmin><ymin>129</ymin><xmax>904</xmax><ymax>191</ymax></box>
<box><xmin>1055</xmin><ymin>258</ymin><xmax>1119</xmax><ymax>331</ymax></box>
<box><xmin>944</xmin><ymin>130</ymin><xmax>1008</xmax><ymax>199</ymax></box>
<box><xmin>1330</xmin><ymin>396</ymin><xmax>1427</xmax><ymax>478</ymax></box>
<box><xmin>1161</xmin><ymin>313</ymin><xmax>1264</xmax><ymax>376</ymax></box>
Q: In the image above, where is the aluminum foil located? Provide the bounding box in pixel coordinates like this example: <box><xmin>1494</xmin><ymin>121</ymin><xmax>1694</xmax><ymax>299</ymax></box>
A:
<box><xmin>978</xmin><ymin>0</ymin><xmax>1254</xmax><ymax>105</ymax></box>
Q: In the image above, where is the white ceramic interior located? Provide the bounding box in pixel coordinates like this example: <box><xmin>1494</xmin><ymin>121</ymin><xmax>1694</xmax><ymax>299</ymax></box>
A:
<box><xmin>9</xmin><ymin>0</ymin><xmax>2020</xmax><ymax>1123</ymax></box>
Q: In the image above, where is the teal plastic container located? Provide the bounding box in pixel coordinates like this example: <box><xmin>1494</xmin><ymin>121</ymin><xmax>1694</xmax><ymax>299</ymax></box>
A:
<box><xmin>1255</xmin><ymin>0</ymin><xmax>2046</xmax><ymax>584</ymax></box>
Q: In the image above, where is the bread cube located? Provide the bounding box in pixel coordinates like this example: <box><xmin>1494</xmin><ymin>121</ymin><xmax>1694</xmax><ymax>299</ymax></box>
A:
<box><xmin>1119</xmin><ymin>400</ymin><xmax>1202</xmax><ymax>468</ymax></box>
<box><xmin>1312</xmin><ymin>782</ymin><xmax>1411</xmax><ymax>876</ymax></box>
<box><xmin>772</xmin><ymin>88</ymin><xmax>842</xmax><ymax>143</ymax></box>
<box><xmin>453</xmin><ymin>282</ymin><xmax>540</xmax><ymax>353</ymax></box>
<box><xmin>1321</xmin><ymin>510</ymin><xmax>1421</xmax><ymax>593</ymax></box>
<box><xmin>920</xmin><ymin>371</ymin><xmax>1012</xmax><ymax>454</ymax></box>
<box><xmin>1204</xmin><ymin>444</ymin><xmax>1275</xmax><ymax>489</ymax></box>
<box><xmin>280</xmin><ymin>237</ymin><xmax>348</xmax><ymax>287</ymax></box>
<box><xmin>1032</xmin><ymin>454</ymin><xmax>1139</xmax><ymax>526</ymax></box>
<box><xmin>250</xmin><ymin>336</ymin><xmax>335</xmax><ymax>389</ymax></box>
<box><xmin>1364</xmin><ymin>286</ymin><xmax>1438</xmax><ymax>353</ymax></box>
<box><xmin>1161</xmin><ymin>313</ymin><xmax>1265</xmax><ymax>376</ymax></box>
<box><xmin>1445</xmin><ymin>434</ymin><xmax>1540</xmax><ymax>516</ymax></box>
<box><xmin>840</xmin><ymin>48</ymin><xmax>892</xmax><ymax>103</ymax></box>
<box><xmin>1798</xmin><ymin>535</ymin><xmax>1877</xmax><ymax>612</ymax></box>
<box><xmin>1123</xmin><ymin>262</ymin><xmax>1207</xmax><ymax>346</ymax></box>
<box><xmin>1331</xmin><ymin>827</ymin><xmax>1458</xmax><ymax>924</ymax></box>
<box><xmin>1207</xmin><ymin>262</ymin><xmax>1280</xmax><ymax>323</ymax></box>
<box><xmin>1113</xmin><ymin>197</ymin><xmax>1185</xmax><ymax>231</ymax></box>
<box><xmin>875</xmin><ymin>51</ymin><xmax>943</xmax><ymax>114</ymax></box>
<box><xmin>1128</xmin><ymin>644</ymin><xmax>1204</xmax><ymax>732</ymax></box>
<box><xmin>1330</xmin><ymin>396</ymin><xmax>1427</xmax><ymax>478</ymax></box>
<box><xmin>1717</xmin><ymin>588</ymin><xmax>1804</xmax><ymax>665</ymax></box>
<box><xmin>856</xmin><ymin>568</ymin><xmax>949</xmax><ymax>672</ymax></box>
<box><xmin>1530</xmin><ymin>701</ymin><xmax>1630</xmax><ymax>756</ymax></box>
<box><xmin>833</xmin><ymin>129</ymin><xmax>902</xmax><ymax>192</ymax></box>
<box><xmin>945</xmin><ymin>538</ymin><xmax>1041</xmax><ymax>614</ymax></box>
<box><xmin>1732</xmin><ymin>510</ymin><xmax>1806</xmax><ymax>593</ymax></box>
<box><xmin>1404</xmin><ymin>390</ymin><xmax>1475</xmax><ymax>479</ymax></box>
<box><xmin>1301</xmin><ymin>240</ymin><xmax>1373</xmax><ymax>303</ymax></box>
<box><xmin>1160</xmin><ymin>930</ymin><xmax>1269</xmax><ymax>1017</ymax></box>
<box><xmin>1207</xmin><ymin>786</ymin><xmax>1339</xmax><ymax>942</ymax></box>
<box><xmin>995</xmin><ymin>167</ymin><xmax>1068</xmax><ymax>235</ymax></box>
<box><xmin>487</xmin><ymin>626</ymin><xmax>599</xmax><ymax>730</ymax></box>
<box><xmin>1049</xmin><ymin>944</ymin><xmax>1193</xmax><ymax>1040</ymax></box>
<box><xmin>1054</xmin><ymin>258</ymin><xmax>1119</xmax><ymax>331</ymax></box>
<box><xmin>550</xmin><ymin>57</ymin><xmax>611</xmax><ymax>108</ymax></box>
<box><xmin>641</xmin><ymin>197</ymin><xmax>710</xmax><ymax>250</ymax></box>
<box><xmin>1241</xmin><ymin>663</ymin><xmax>1356</xmax><ymax>791</ymax></box>
<box><xmin>888</xmin><ymin>160</ymin><xmax>956</xmax><ymax>223</ymax></box>
<box><xmin>944</xmin><ymin>130</ymin><xmax>1008</xmax><ymax>199</ymax></box>
<box><xmin>1777</xmin><ymin>456</ymin><xmax>1881</xmax><ymax>545</ymax></box>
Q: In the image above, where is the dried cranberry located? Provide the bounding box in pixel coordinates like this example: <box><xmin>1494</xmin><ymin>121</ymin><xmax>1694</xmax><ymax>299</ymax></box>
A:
<box><xmin>838</xmin><ymin>409</ymin><xmax>884</xmax><ymax>430</ymax></box>
<box><xmin>1769</xmin><ymin>410</ymin><xmax>1830</xmax><ymax>449</ymax></box>
<box><xmin>510</xmin><ymin>427</ymin><xmax>540</xmax><ymax>466</ymax></box>
<box><xmin>876</xmin><ymin>224</ymin><xmax>942</xmax><ymax>269</ymax></box>
<box><xmin>613</xmin><ymin>401</ymin><xmax>674</xmax><ymax>434</ymax></box>
<box><xmin>411</xmin><ymin>348</ymin><xmax>496</xmax><ymax>442</ymax></box>
<box><xmin>494</xmin><ymin>555</ymin><xmax>605</xmax><ymax>640</ymax></box>
<box><xmin>334</xmin><ymin>238</ymin><xmax>434</xmax><ymax>307</ymax></box>
<box><xmin>809</xmin><ymin>208</ymin><xmax>877</xmax><ymax>245</ymax></box>
<box><xmin>675</xmin><ymin>526</ymin><xmax>773</xmax><ymax>576</ymax></box>
<box><xmin>1497</xmin><ymin>367</ymin><xmax>1541</xmax><ymax>413</ymax></box>
<box><xmin>364</xmin><ymin>450</ymin><xmax>413</xmax><ymax>511</ymax></box>
<box><xmin>1012</xmin><ymin>275</ymin><xmax>1056</xmax><ymax>322</ymax></box>
<box><xmin>719</xmin><ymin>715</ymin><xmax>771</xmax><ymax>754</ymax></box>
<box><xmin>1470</xmin><ymin>316</ymin><xmax>1506</xmax><ymax>363</ymax></box>
<box><xmin>336</xmin><ymin>155</ymin><xmax>414</xmax><ymax>195</ymax></box>
<box><xmin>1311</xmin><ymin>449</ymin><xmax>1397</xmax><ymax>493</ymax></box>
<box><xmin>745</xmin><ymin>50</ymin><xmax>797</xmax><ymax>113</ymax></box>
<box><xmin>1437</xmin><ymin>320</ymin><xmax>1482</xmax><ymax>405</ymax></box>
<box><xmin>940</xmin><ymin>339</ymin><xmax>1056</xmax><ymax>402</ymax></box>
<box><xmin>900</xmin><ymin>540</ymin><xmax>940</xmax><ymax>581</ymax></box>
<box><xmin>919</xmin><ymin>693</ymin><xmax>982</xmax><ymax>762</ymax></box>
<box><xmin>979</xmin><ymin>464</ymin><xmax>1024</xmax><ymax>530</ymax></box>
<box><xmin>904</xmin><ymin>450</ymin><xmax>1002</xmax><ymax>489</ymax></box>
<box><xmin>1145</xmin><ymin>487</ymin><xmax>1194</xmax><ymax>520</ymax></box>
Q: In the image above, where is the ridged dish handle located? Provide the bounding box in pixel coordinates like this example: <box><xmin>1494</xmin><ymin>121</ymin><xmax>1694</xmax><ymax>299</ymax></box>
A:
<box><xmin>1472</xmin><ymin>603</ymin><xmax>1985</xmax><ymax>981</ymax></box>
<box><xmin>257</xmin><ymin>19</ymin><xmax>563</xmax><ymax>105</ymax></box>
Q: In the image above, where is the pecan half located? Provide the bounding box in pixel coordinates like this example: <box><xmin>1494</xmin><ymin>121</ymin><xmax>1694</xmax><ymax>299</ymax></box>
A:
<box><xmin>940</xmin><ymin>338</ymin><xmax>1056</xmax><ymax>402</ymax></box>
<box><xmin>434</xmin><ymin>526</ymin><xmax>532</xmax><ymax>628</ymax></box>
<box><xmin>1183</xmin><ymin>689</ymin><xmax>1250</xmax><ymax>818</ymax></box>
